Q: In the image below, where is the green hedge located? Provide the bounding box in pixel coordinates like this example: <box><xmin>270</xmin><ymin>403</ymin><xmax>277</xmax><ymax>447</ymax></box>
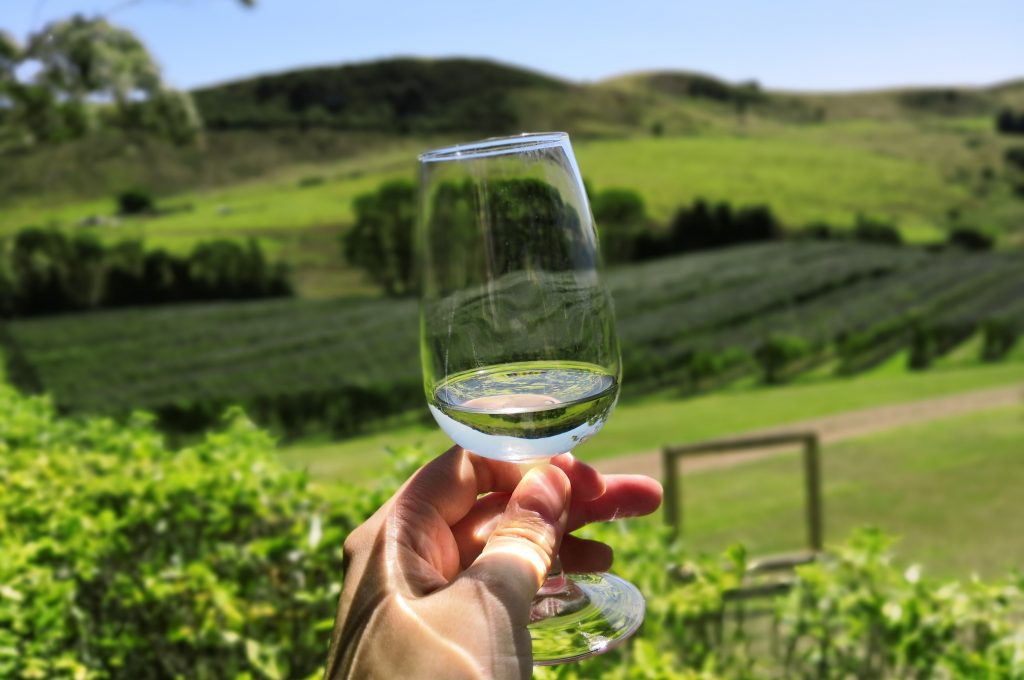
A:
<box><xmin>2</xmin><ymin>385</ymin><xmax>1023</xmax><ymax>678</ymax></box>
<box><xmin>0</xmin><ymin>228</ymin><xmax>292</xmax><ymax>317</ymax></box>
<box><xmin>0</xmin><ymin>385</ymin><xmax>410</xmax><ymax>679</ymax></box>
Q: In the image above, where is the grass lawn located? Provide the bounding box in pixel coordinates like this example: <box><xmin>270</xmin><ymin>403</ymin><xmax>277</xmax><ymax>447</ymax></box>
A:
<box><xmin>576</xmin><ymin>133</ymin><xmax>965</xmax><ymax>237</ymax></box>
<box><xmin>4</xmin><ymin>123</ymin><xmax>997</xmax><ymax>244</ymax></box>
<box><xmin>671</xmin><ymin>406</ymin><xmax>1024</xmax><ymax>577</ymax></box>
<box><xmin>280</xmin><ymin>360</ymin><xmax>1024</xmax><ymax>484</ymax></box>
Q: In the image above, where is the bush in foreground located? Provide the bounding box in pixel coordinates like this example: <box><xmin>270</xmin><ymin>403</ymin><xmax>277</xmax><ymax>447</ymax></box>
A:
<box><xmin>0</xmin><ymin>385</ymin><xmax>403</xmax><ymax>679</ymax></box>
<box><xmin>2</xmin><ymin>386</ymin><xmax>1022</xmax><ymax>678</ymax></box>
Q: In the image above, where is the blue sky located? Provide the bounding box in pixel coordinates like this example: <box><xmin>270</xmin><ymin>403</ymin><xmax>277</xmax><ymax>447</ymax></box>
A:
<box><xmin>6</xmin><ymin>0</ymin><xmax>1023</xmax><ymax>91</ymax></box>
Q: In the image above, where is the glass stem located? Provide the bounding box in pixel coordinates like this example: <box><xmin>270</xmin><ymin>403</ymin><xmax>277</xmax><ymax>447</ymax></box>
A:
<box><xmin>538</xmin><ymin>556</ymin><xmax>568</xmax><ymax>595</ymax></box>
<box><xmin>530</xmin><ymin>555</ymin><xmax>589</xmax><ymax>622</ymax></box>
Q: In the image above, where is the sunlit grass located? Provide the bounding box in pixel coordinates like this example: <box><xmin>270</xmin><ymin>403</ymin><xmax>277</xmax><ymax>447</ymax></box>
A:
<box><xmin>280</xmin><ymin>360</ymin><xmax>1024</xmax><ymax>483</ymax></box>
<box><xmin>672</xmin><ymin>406</ymin><xmax>1024</xmax><ymax>577</ymax></box>
<box><xmin>575</xmin><ymin>133</ymin><xmax>966</xmax><ymax>233</ymax></box>
<box><xmin>3</xmin><ymin>122</ymin><xmax>989</xmax><ymax>241</ymax></box>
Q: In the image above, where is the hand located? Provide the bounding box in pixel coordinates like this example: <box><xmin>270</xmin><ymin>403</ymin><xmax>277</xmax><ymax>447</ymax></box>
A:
<box><xmin>325</xmin><ymin>446</ymin><xmax>662</xmax><ymax>679</ymax></box>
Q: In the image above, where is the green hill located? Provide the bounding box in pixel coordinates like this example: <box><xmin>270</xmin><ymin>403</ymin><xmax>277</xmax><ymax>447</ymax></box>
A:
<box><xmin>193</xmin><ymin>58</ymin><xmax>1024</xmax><ymax>134</ymax></box>
<box><xmin>3</xmin><ymin>57</ymin><xmax>1023</xmax><ymax>298</ymax></box>
<box><xmin>192</xmin><ymin>57</ymin><xmax>568</xmax><ymax>134</ymax></box>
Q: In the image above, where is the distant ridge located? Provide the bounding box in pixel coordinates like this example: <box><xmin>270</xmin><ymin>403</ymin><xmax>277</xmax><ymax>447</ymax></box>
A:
<box><xmin>192</xmin><ymin>57</ymin><xmax>568</xmax><ymax>134</ymax></box>
<box><xmin>191</xmin><ymin>56</ymin><xmax>1024</xmax><ymax>134</ymax></box>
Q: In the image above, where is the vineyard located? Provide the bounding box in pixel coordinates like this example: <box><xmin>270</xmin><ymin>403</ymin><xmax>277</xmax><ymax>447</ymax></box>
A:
<box><xmin>4</xmin><ymin>241</ymin><xmax>1023</xmax><ymax>438</ymax></box>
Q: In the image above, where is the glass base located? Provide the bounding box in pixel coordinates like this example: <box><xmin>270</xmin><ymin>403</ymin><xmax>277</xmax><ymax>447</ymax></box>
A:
<box><xmin>528</xmin><ymin>572</ymin><xmax>645</xmax><ymax>665</ymax></box>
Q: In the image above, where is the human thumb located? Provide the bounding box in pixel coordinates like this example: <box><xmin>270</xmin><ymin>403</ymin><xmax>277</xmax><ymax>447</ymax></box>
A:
<box><xmin>456</xmin><ymin>464</ymin><xmax>571</xmax><ymax>621</ymax></box>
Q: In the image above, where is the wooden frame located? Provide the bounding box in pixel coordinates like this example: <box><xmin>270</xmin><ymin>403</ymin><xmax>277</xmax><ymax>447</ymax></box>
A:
<box><xmin>661</xmin><ymin>431</ymin><xmax>823</xmax><ymax>552</ymax></box>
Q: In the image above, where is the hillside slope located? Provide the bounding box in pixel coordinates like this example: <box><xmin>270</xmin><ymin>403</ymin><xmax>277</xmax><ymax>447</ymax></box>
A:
<box><xmin>193</xmin><ymin>57</ymin><xmax>568</xmax><ymax>134</ymax></box>
<box><xmin>196</xmin><ymin>57</ymin><xmax>1024</xmax><ymax>133</ymax></box>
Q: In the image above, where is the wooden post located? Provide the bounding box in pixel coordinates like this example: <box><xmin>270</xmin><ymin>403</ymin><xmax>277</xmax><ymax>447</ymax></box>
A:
<box><xmin>662</xmin><ymin>447</ymin><xmax>680</xmax><ymax>540</ymax></box>
<box><xmin>803</xmin><ymin>435</ymin><xmax>823</xmax><ymax>552</ymax></box>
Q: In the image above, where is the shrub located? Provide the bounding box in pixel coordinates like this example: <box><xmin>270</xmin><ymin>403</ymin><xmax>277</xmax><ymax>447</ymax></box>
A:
<box><xmin>297</xmin><ymin>175</ymin><xmax>325</xmax><ymax>188</ymax></box>
<box><xmin>592</xmin><ymin>188</ymin><xmax>648</xmax><ymax>264</ymax></box>
<box><xmin>3</xmin><ymin>387</ymin><xmax>1024</xmax><ymax>679</ymax></box>
<box><xmin>907</xmin><ymin>323</ymin><xmax>936</xmax><ymax>370</ymax></box>
<box><xmin>666</xmin><ymin>199</ymin><xmax>781</xmax><ymax>256</ymax></box>
<box><xmin>981</xmin><ymin>318</ymin><xmax>1019</xmax><ymax>362</ymax></box>
<box><xmin>0</xmin><ymin>228</ymin><xmax>292</xmax><ymax>316</ymax></box>
<box><xmin>1005</xmin><ymin>147</ymin><xmax>1024</xmax><ymax>171</ymax></box>
<box><xmin>995</xmin><ymin>108</ymin><xmax>1024</xmax><ymax>134</ymax></box>
<box><xmin>686</xmin><ymin>347</ymin><xmax>753</xmax><ymax>389</ymax></box>
<box><xmin>343</xmin><ymin>180</ymin><xmax>416</xmax><ymax>296</ymax></box>
<box><xmin>0</xmin><ymin>385</ymin><xmax>403</xmax><ymax>679</ymax></box>
<box><xmin>853</xmin><ymin>214</ymin><xmax>902</xmax><ymax>245</ymax></box>
<box><xmin>537</xmin><ymin>525</ymin><xmax>1024</xmax><ymax>679</ymax></box>
<box><xmin>146</xmin><ymin>89</ymin><xmax>203</xmax><ymax>146</ymax></box>
<box><xmin>116</xmin><ymin>187</ymin><xmax>156</xmax><ymax>215</ymax></box>
<box><xmin>801</xmin><ymin>221</ymin><xmax>836</xmax><ymax>240</ymax></box>
<box><xmin>0</xmin><ymin>256</ymin><xmax>15</xmax><ymax>317</ymax></box>
<box><xmin>754</xmin><ymin>334</ymin><xmax>811</xmax><ymax>384</ymax></box>
<box><xmin>947</xmin><ymin>227</ymin><xmax>994</xmax><ymax>251</ymax></box>
<box><xmin>835</xmin><ymin>320</ymin><xmax>909</xmax><ymax>375</ymax></box>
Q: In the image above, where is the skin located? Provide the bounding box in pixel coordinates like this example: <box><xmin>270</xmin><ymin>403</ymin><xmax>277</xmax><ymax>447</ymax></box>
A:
<box><xmin>326</xmin><ymin>446</ymin><xmax>663</xmax><ymax>679</ymax></box>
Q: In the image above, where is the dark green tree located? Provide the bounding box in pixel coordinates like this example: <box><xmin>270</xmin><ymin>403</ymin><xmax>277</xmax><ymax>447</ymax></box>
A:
<box><xmin>853</xmin><ymin>214</ymin><xmax>902</xmax><ymax>245</ymax></box>
<box><xmin>754</xmin><ymin>334</ymin><xmax>811</xmax><ymax>384</ymax></box>
<box><xmin>0</xmin><ymin>30</ymin><xmax>19</xmax><ymax>83</ymax></box>
<box><xmin>946</xmin><ymin>227</ymin><xmax>994</xmax><ymax>251</ymax></box>
<box><xmin>592</xmin><ymin>188</ymin><xmax>648</xmax><ymax>264</ymax></box>
<box><xmin>344</xmin><ymin>180</ymin><xmax>417</xmax><ymax>296</ymax></box>
<box><xmin>26</xmin><ymin>16</ymin><xmax>162</xmax><ymax>111</ymax></box>
<box><xmin>981</xmin><ymin>319</ymin><xmax>1019</xmax><ymax>361</ymax></box>
<box><xmin>995</xmin><ymin>108</ymin><xmax>1024</xmax><ymax>134</ymax></box>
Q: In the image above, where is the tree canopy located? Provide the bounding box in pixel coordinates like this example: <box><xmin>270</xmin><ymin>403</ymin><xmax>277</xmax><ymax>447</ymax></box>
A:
<box><xmin>1</xmin><ymin>16</ymin><xmax>202</xmax><ymax>147</ymax></box>
<box><xmin>26</xmin><ymin>16</ymin><xmax>162</xmax><ymax>105</ymax></box>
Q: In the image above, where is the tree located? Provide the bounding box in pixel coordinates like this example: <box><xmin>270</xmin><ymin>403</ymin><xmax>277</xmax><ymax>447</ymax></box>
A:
<box><xmin>2</xmin><ymin>15</ymin><xmax>203</xmax><ymax>146</ymax></box>
<box><xmin>946</xmin><ymin>227</ymin><xmax>994</xmax><ymax>251</ymax></box>
<box><xmin>148</xmin><ymin>89</ymin><xmax>203</xmax><ymax>144</ymax></box>
<box><xmin>592</xmin><ymin>188</ymin><xmax>647</xmax><ymax>264</ymax></box>
<box><xmin>0</xmin><ymin>30</ymin><xmax>19</xmax><ymax>83</ymax></box>
<box><xmin>852</xmin><ymin>214</ymin><xmax>902</xmax><ymax>246</ymax></box>
<box><xmin>26</xmin><ymin>16</ymin><xmax>162</xmax><ymax>107</ymax></box>
<box><xmin>344</xmin><ymin>180</ymin><xmax>417</xmax><ymax>296</ymax></box>
<box><xmin>754</xmin><ymin>334</ymin><xmax>811</xmax><ymax>384</ymax></box>
<box><xmin>995</xmin><ymin>108</ymin><xmax>1024</xmax><ymax>135</ymax></box>
<box><xmin>667</xmin><ymin>199</ymin><xmax>780</xmax><ymax>254</ymax></box>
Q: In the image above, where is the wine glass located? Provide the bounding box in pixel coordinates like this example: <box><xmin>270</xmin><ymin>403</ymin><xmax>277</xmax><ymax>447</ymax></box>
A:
<box><xmin>417</xmin><ymin>132</ymin><xmax>644</xmax><ymax>664</ymax></box>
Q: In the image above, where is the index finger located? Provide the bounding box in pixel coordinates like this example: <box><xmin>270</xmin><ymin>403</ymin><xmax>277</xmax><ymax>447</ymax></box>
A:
<box><xmin>396</xmin><ymin>446</ymin><xmax>524</xmax><ymax>527</ymax></box>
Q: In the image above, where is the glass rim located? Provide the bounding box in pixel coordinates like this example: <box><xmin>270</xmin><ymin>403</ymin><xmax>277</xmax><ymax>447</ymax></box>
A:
<box><xmin>419</xmin><ymin>132</ymin><xmax>569</xmax><ymax>163</ymax></box>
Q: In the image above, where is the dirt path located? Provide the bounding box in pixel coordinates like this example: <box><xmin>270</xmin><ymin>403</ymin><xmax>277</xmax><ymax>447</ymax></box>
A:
<box><xmin>594</xmin><ymin>384</ymin><xmax>1024</xmax><ymax>479</ymax></box>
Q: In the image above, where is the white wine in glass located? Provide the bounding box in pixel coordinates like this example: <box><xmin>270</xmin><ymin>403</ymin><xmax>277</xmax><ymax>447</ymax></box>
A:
<box><xmin>418</xmin><ymin>132</ymin><xmax>644</xmax><ymax>664</ymax></box>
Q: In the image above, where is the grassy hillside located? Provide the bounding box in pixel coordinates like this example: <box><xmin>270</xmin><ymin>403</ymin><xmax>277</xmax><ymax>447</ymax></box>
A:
<box><xmin>193</xmin><ymin>58</ymin><xmax>1024</xmax><ymax>135</ymax></box>
<box><xmin>578</xmin><ymin>132</ymin><xmax>966</xmax><ymax>235</ymax></box>
<box><xmin>7</xmin><ymin>124</ymin><xmax>993</xmax><ymax>233</ymax></box>
<box><xmin>3</xmin><ymin>58</ymin><xmax>1023</xmax><ymax>298</ymax></box>
<box><xmin>193</xmin><ymin>58</ymin><xmax>569</xmax><ymax>134</ymax></box>
<box><xmin>4</xmin><ymin>119</ymin><xmax>1022</xmax><ymax>301</ymax></box>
